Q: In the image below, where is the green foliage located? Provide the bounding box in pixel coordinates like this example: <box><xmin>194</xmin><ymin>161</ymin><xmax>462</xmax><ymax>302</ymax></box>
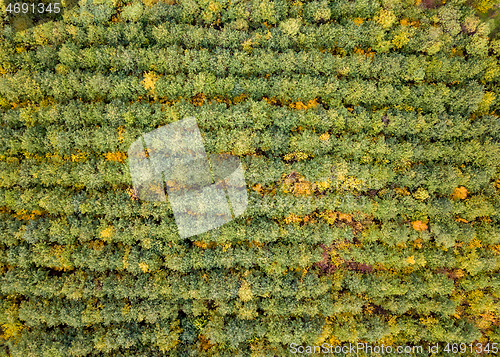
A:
<box><xmin>1</xmin><ymin>0</ymin><xmax>500</xmax><ymax>355</ymax></box>
<box><xmin>121</xmin><ymin>2</ymin><xmax>144</xmax><ymax>22</ymax></box>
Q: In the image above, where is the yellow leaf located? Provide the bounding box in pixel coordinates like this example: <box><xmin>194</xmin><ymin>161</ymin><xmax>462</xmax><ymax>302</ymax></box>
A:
<box><xmin>104</xmin><ymin>152</ymin><xmax>127</xmax><ymax>163</ymax></box>
<box><xmin>477</xmin><ymin>92</ymin><xmax>496</xmax><ymax>113</ymax></box>
<box><xmin>194</xmin><ymin>241</ymin><xmax>209</xmax><ymax>248</ymax></box>
<box><xmin>392</xmin><ymin>31</ymin><xmax>409</xmax><ymax>49</ymax></box>
<box><xmin>411</xmin><ymin>220</ymin><xmax>428</xmax><ymax>231</ymax></box>
<box><xmin>117</xmin><ymin>126</ymin><xmax>125</xmax><ymax>144</ymax></box>
<box><xmin>100</xmin><ymin>226</ymin><xmax>115</xmax><ymax>240</ymax></box>
<box><xmin>1</xmin><ymin>322</ymin><xmax>23</xmax><ymax>340</ymax></box>
<box><xmin>468</xmin><ymin>238</ymin><xmax>482</xmax><ymax>249</ymax></box>
<box><xmin>238</xmin><ymin>280</ymin><xmax>253</xmax><ymax>302</ymax></box>
<box><xmin>320</xmin><ymin>210</ymin><xmax>337</xmax><ymax>225</ymax></box>
<box><xmin>139</xmin><ymin>262</ymin><xmax>150</xmax><ymax>273</ymax></box>
<box><xmin>242</xmin><ymin>39</ymin><xmax>253</xmax><ymax>52</ymax></box>
<box><xmin>283</xmin><ymin>152</ymin><xmax>309</xmax><ymax>162</ymax></box>
<box><xmin>375</xmin><ymin>9</ymin><xmax>396</xmax><ymax>29</ymax></box>
<box><xmin>353</xmin><ymin>17</ymin><xmax>365</xmax><ymax>26</ymax></box>
<box><xmin>208</xmin><ymin>0</ymin><xmax>221</xmax><ymax>13</ymax></box>
<box><xmin>253</xmin><ymin>183</ymin><xmax>263</xmax><ymax>194</ymax></box>
<box><xmin>284</xmin><ymin>213</ymin><xmax>302</xmax><ymax>224</ymax></box>
<box><xmin>141</xmin><ymin>71</ymin><xmax>160</xmax><ymax>98</ymax></box>
<box><xmin>319</xmin><ymin>132</ymin><xmax>330</xmax><ymax>141</ymax></box>
<box><xmin>338</xmin><ymin>213</ymin><xmax>353</xmax><ymax>223</ymax></box>
<box><xmin>394</xmin><ymin>187</ymin><xmax>410</xmax><ymax>196</ymax></box>
<box><xmin>451</xmin><ymin>186</ymin><xmax>468</xmax><ymax>200</ymax></box>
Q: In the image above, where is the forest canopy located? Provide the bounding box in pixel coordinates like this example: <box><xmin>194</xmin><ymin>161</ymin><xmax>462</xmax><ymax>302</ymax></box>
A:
<box><xmin>1</xmin><ymin>0</ymin><xmax>500</xmax><ymax>355</ymax></box>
